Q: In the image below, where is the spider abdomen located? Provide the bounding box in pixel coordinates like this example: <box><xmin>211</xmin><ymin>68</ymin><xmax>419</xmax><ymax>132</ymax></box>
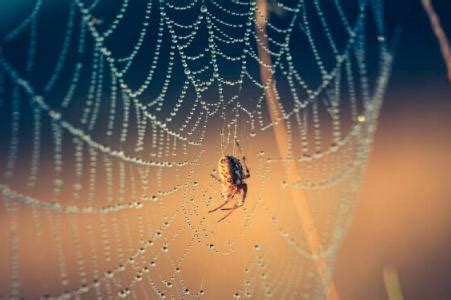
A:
<box><xmin>218</xmin><ymin>155</ymin><xmax>245</xmax><ymax>185</ymax></box>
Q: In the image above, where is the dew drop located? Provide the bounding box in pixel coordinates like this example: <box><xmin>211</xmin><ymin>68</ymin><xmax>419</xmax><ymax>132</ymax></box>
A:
<box><xmin>330</xmin><ymin>143</ymin><xmax>338</xmax><ymax>152</ymax></box>
<box><xmin>118</xmin><ymin>290</ymin><xmax>127</xmax><ymax>298</ymax></box>
<box><xmin>53</xmin><ymin>179</ymin><xmax>64</xmax><ymax>187</ymax></box>
<box><xmin>105</xmin><ymin>270</ymin><xmax>113</xmax><ymax>278</ymax></box>
<box><xmin>357</xmin><ymin>115</ymin><xmax>366</xmax><ymax>123</ymax></box>
<box><xmin>92</xmin><ymin>279</ymin><xmax>100</xmax><ymax>287</ymax></box>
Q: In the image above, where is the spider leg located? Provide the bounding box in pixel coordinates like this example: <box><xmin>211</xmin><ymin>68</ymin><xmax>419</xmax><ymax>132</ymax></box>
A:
<box><xmin>220</xmin><ymin>201</ymin><xmax>244</xmax><ymax>211</ymax></box>
<box><xmin>216</xmin><ymin>184</ymin><xmax>247</xmax><ymax>222</ymax></box>
<box><xmin>234</xmin><ymin>139</ymin><xmax>250</xmax><ymax>178</ymax></box>
<box><xmin>210</xmin><ymin>173</ymin><xmax>221</xmax><ymax>183</ymax></box>
<box><xmin>241</xmin><ymin>183</ymin><xmax>248</xmax><ymax>203</ymax></box>
<box><xmin>234</xmin><ymin>138</ymin><xmax>243</xmax><ymax>155</ymax></box>
<box><xmin>242</xmin><ymin>158</ymin><xmax>250</xmax><ymax>179</ymax></box>
<box><xmin>208</xmin><ymin>200</ymin><xmax>230</xmax><ymax>213</ymax></box>
<box><xmin>217</xmin><ymin>209</ymin><xmax>236</xmax><ymax>222</ymax></box>
<box><xmin>220</xmin><ymin>205</ymin><xmax>240</xmax><ymax>211</ymax></box>
<box><xmin>208</xmin><ymin>188</ymin><xmax>238</xmax><ymax>213</ymax></box>
<box><xmin>220</xmin><ymin>184</ymin><xmax>247</xmax><ymax>210</ymax></box>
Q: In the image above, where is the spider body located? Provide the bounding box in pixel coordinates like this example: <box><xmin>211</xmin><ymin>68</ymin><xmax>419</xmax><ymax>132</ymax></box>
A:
<box><xmin>218</xmin><ymin>155</ymin><xmax>245</xmax><ymax>185</ymax></box>
<box><xmin>209</xmin><ymin>141</ymin><xmax>250</xmax><ymax>222</ymax></box>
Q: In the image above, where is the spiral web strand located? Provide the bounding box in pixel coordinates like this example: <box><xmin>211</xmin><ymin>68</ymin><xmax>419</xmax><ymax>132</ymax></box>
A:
<box><xmin>0</xmin><ymin>0</ymin><xmax>391</xmax><ymax>299</ymax></box>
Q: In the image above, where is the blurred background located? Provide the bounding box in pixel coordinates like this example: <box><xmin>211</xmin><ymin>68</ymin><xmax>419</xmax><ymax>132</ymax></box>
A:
<box><xmin>335</xmin><ymin>1</ymin><xmax>451</xmax><ymax>299</ymax></box>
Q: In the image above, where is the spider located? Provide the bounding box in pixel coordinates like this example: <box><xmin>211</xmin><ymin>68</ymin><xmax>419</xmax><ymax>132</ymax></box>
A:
<box><xmin>209</xmin><ymin>139</ymin><xmax>250</xmax><ymax>222</ymax></box>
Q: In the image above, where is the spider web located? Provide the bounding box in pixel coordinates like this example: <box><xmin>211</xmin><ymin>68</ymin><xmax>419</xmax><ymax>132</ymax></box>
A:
<box><xmin>0</xmin><ymin>0</ymin><xmax>392</xmax><ymax>298</ymax></box>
